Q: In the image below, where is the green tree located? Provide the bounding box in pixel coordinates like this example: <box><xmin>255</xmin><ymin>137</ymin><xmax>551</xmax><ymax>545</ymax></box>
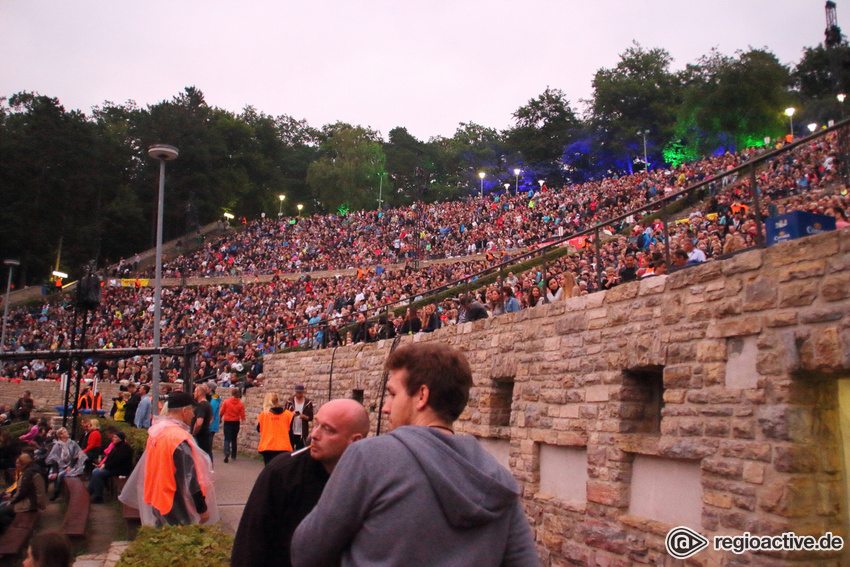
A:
<box><xmin>306</xmin><ymin>123</ymin><xmax>385</xmax><ymax>212</ymax></box>
<box><xmin>589</xmin><ymin>43</ymin><xmax>683</xmax><ymax>172</ymax></box>
<box><xmin>668</xmin><ymin>48</ymin><xmax>791</xmax><ymax>162</ymax></box>
<box><xmin>505</xmin><ymin>87</ymin><xmax>580</xmax><ymax>183</ymax></box>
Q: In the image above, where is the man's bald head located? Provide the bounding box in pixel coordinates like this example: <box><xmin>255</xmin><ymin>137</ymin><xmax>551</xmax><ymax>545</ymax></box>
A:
<box><xmin>309</xmin><ymin>399</ymin><xmax>370</xmax><ymax>473</ymax></box>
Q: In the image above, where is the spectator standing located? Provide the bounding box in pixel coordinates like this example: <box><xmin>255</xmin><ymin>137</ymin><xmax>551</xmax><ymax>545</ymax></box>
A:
<box><xmin>220</xmin><ymin>388</ymin><xmax>245</xmax><ymax>463</ymax></box>
<box><xmin>119</xmin><ymin>391</ymin><xmax>218</xmax><ymax>526</ymax></box>
<box><xmin>291</xmin><ymin>343</ymin><xmax>538</xmax><ymax>567</ymax></box>
<box><xmin>123</xmin><ymin>384</ymin><xmax>140</xmax><ymax>427</ymax></box>
<box><xmin>284</xmin><ymin>385</ymin><xmax>313</xmax><ymax>451</ymax></box>
<box><xmin>232</xmin><ymin>399</ymin><xmax>369</xmax><ymax>567</ymax></box>
<box><xmin>191</xmin><ymin>385</ymin><xmax>214</xmax><ymax>460</ymax></box>
<box><xmin>258</xmin><ymin>393</ymin><xmax>294</xmax><ymax>464</ymax></box>
<box><xmin>134</xmin><ymin>385</ymin><xmax>152</xmax><ymax>429</ymax></box>
<box><xmin>207</xmin><ymin>383</ymin><xmax>221</xmax><ymax>450</ymax></box>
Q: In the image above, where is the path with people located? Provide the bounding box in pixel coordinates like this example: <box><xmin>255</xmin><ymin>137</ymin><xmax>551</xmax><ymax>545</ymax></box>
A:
<box><xmin>71</xmin><ymin>450</ymin><xmax>264</xmax><ymax>567</ymax></box>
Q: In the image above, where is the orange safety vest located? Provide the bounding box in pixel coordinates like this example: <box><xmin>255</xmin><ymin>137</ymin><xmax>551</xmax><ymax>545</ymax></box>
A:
<box><xmin>257</xmin><ymin>410</ymin><xmax>294</xmax><ymax>452</ymax></box>
<box><xmin>143</xmin><ymin>424</ymin><xmax>206</xmax><ymax>516</ymax></box>
<box><xmin>77</xmin><ymin>391</ymin><xmax>94</xmax><ymax>410</ymax></box>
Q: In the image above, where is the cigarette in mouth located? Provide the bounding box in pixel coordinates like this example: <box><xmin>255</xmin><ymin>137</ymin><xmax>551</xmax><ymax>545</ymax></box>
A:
<box><xmin>291</xmin><ymin>445</ymin><xmax>311</xmax><ymax>457</ymax></box>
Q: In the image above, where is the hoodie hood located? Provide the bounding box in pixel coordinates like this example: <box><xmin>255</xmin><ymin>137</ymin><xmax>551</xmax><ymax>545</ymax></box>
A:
<box><xmin>392</xmin><ymin>426</ymin><xmax>519</xmax><ymax>529</ymax></box>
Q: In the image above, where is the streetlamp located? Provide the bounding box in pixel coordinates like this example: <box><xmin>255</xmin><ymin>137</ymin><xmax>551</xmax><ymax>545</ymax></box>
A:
<box><xmin>278</xmin><ymin>194</ymin><xmax>286</xmax><ymax>217</ymax></box>
<box><xmin>838</xmin><ymin>94</ymin><xmax>846</xmax><ymax>119</ymax></box>
<box><xmin>513</xmin><ymin>168</ymin><xmax>521</xmax><ymax>196</ymax></box>
<box><xmin>1</xmin><ymin>259</ymin><xmax>20</xmax><ymax>353</ymax></box>
<box><xmin>785</xmin><ymin>107</ymin><xmax>796</xmax><ymax>139</ymax></box>
<box><xmin>637</xmin><ymin>129</ymin><xmax>650</xmax><ymax>172</ymax></box>
<box><xmin>377</xmin><ymin>172</ymin><xmax>386</xmax><ymax>209</ymax></box>
<box><xmin>297</xmin><ymin>204</ymin><xmax>303</xmax><ymax>218</ymax></box>
<box><xmin>808</xmin><ymin>123</ymin><xmax>818</xmax><ymax>134</ymax></box>
<box><xmin>478</xmin><ymin>171</ymin><xmax>485</xmax><ymax>198</ymax></box>
<box><xmin>503</xmin><ymin>183</ymin><xmax>510</xmax><ymax>196</ymax></box>
<box><xmin>147</xmin><ymin>144</ymin><xmax>178</xmax><ymax>413</ymax></box>
<box><xmin>538</xmin><ymin>179</ymin><xmax>545</xmax><ymax>193</ymax></box>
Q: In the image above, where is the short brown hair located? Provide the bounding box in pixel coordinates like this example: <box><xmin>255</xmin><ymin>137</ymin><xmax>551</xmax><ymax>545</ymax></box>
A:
<box><xmin>385</xmin><ymin>343</ymin><xmax>472</xmax><ymax>423</ymax></box>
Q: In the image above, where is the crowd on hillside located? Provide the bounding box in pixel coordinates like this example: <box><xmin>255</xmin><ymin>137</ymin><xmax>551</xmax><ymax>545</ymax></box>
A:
<box><xmin>1</xmin><ymin>132</ymin><xmax>848</xmax><ymax>384</ymax></box>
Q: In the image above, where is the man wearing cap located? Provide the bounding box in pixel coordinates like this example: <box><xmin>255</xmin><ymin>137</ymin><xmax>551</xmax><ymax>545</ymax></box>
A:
<box><xmin>232</xmin><ymin>399</ymin><xmax>370</xmax><ymax>567</ymax></box>
<box><xmin>284</xmin><ymin>385</ymin><xmax>313</xmax><ymax>451</ymax></box>
<box><xmin>119</xmin><ymin>391</ymin><xmax>218</xmax><ymax>526</ymax></box>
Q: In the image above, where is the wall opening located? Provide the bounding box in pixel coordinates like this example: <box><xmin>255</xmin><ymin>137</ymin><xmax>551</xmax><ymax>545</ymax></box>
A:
<box><xmin>621</xmin><ymin>366</ymin><xmax>665</xmax><ymax>434</ymax></box>
<box><xmin>351</xmin><ymin>389</ymin><xmax>364</xmax><ymax>404</ymax></box>
<box><xmin>484</xmin><ymin>378</ymin><xmax>515</xmax><ymax>428</ymax></box>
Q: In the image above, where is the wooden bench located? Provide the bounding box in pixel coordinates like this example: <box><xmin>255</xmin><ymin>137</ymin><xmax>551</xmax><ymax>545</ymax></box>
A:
<box><xmin>61</xmin><ymin>476</ymin><xmax>90</xmax><ymax>537</ymax></box>
<box><xmin>0</xmin><ymin>510</ymin><xmax>39</xmax><ymax>557</ymax></box>
<box><xmin>111</xmin><ymin>476</ymin><xmax>140</xmax><ymax>522</ymax></box>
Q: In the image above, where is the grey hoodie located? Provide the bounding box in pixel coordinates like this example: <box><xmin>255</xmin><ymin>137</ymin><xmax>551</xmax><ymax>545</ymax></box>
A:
<box><xmin>291</xmin><ymin>426</ymin><xmax>539</xmax><ymax>567</ymax></box>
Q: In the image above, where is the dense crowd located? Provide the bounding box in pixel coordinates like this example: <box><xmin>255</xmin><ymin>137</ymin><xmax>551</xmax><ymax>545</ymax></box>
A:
<box><xmin>1</xmin><ymin>132</ymin><xmax>848</xmax><ymax>384</ymax></box>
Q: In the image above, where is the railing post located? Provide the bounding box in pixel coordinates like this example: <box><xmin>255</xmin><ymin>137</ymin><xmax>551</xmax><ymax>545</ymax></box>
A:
<box><xmin>661</xmin><ymin>202</ymin><xmax>672</xmax><ymax>268</ymax></box>
<box><xmin>750</xmin><ymin>164</ymin><xmax>764</xmax><ymax>247</ymax></box>
<box><xmin>594</xmin><ymin>226</ymin><xmax>603</xmax><ymax>290</ymax></box>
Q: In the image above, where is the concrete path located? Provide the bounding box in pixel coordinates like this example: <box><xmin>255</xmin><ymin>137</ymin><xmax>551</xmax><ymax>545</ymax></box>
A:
<box><xmin>210</xmin><ymin>450</ymin><xmax>266</xmax><ymax>534</ymax></box>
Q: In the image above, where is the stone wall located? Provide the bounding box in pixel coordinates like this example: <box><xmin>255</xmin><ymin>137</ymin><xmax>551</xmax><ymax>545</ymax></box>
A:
<box><xmin>246</xmin><ymin>228</ymin><xmax>850</xmax><ymax>566</ymax></box>
<box><xmin>1</xmin><ymin>229</ymin><xmax>848</xmax><ymax>564</ymax></box>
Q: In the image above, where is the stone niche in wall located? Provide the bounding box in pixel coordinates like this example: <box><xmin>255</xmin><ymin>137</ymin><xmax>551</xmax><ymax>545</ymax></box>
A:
<box><xmin>538</xmin><ymin>444</ymin><xmax>589</xmax><ymax>505</ymax></box>
<box><xmin>478</xmin><ymin>437</ymin><xmax>511</xmax><ymax>470</ymax></box>
<box><xmin>628</xmin><ymin>454</ymin><xmax>702</xmax><ymax>528</ymax></box>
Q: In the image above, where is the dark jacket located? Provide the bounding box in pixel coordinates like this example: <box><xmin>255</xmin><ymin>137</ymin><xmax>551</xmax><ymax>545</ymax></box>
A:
<box><xmin>103</xmin><ymin>441</ymin><xmax>135</xmax><ymax>477</ymax></box>
<box><xmin>232</xmin><ymin>452</ymin><xmax>329</xmax><ymax>567</ymax></box>
<box><xmin>11</xmin><ymin>463</ymin><xmax>47</xmax><ymax>514</ymax></box>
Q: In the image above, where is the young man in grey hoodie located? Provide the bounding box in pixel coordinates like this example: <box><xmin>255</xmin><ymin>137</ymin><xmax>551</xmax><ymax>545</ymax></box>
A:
<box><xmin>291</xmin><ymin>342</ymin><xmax>539</xmax><ymax>567</ymax></box>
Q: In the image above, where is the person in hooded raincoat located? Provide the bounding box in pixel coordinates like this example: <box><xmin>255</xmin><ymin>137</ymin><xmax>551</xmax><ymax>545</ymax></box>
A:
<box><xmin>119</xmin><ymin>391</ymin><xmax>218</xmax><ymax>526</ymax></box>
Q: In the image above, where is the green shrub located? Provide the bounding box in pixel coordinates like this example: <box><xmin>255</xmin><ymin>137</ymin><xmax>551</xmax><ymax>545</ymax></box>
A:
<box><xmin>1</xmin><ymin>421</ymin><xmax>33</xmax><ymax>439</ymax></box>
<box><xmin>115</xmin><ymin>524</ymin><xmax>233</xmax><ymax>567</ymax></box>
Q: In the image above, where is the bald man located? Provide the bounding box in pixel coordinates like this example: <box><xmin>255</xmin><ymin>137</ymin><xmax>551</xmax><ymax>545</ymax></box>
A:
<box><xmin>231</xmin><ymin>399</ymin><xmax>370</xmax><ymax>567</ymax></box>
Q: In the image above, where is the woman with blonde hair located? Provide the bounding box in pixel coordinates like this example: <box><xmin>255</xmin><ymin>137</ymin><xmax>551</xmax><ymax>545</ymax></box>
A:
<box><xmin>257</xmin><ymin>393</ymin><xmax>293</xmax><ymax>464</ymax></box>
<box><xmin>561</xmin><ymin>271</ymin><xmax>580</xmax><ymax>299</ymax></box>
<box><xmin>45</xmin><ymin>428</ymin><xmax>86</xmax><ymax>500</ymax></box>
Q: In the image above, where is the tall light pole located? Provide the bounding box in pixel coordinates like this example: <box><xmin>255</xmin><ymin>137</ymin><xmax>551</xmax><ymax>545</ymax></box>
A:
<box><xmin>513</xmin><ymin>168</ymin><xmax>521</xmax><ymax>196</ymax></box>
<box><xmin>785</xmin><ymin>107</ymin><xmax>796</xmax><ymax>139</ymax></box>
<box><xmin>808</xmin><ymin>123</ymin><xmax>818</xmax><ymax>134</ymax></box>
<box><xmin>147</xmin><ymin>144</ymin><xmax>178</xmax><ymax>414</ymax></box>
<box><xmin>838</xmin><ymin>93</ymin><xmax>846</xmax><ymax>119</ymax></box>
<box><xmin>377</xmin><ymin>172</ymin><xmax>386</xmax><ymax>209</ymax></box>
<box><xmin>637</xmin><ymin>129</ymin><xmax>650</xmax><ymax>172</ymax></box>
<box><xmin>478</xmin><ymin>171</ymin><xmax>485</xmax><ymax>199</ymax></box>
<box><xmin>504</xmin><ymin>183</ymin><xmax>510</xmax><ymax>195</ymax></box>
<box><xmin>1</xmin><ymin>259</ymin><xmax>20</xmax><ymax>352</ymax></box>
<box><xmin>278</xmin><ymin>194</ymin><xmax>285</xmax><ymax>217</ymax></box>
<box><xmin>297</xmin><ymin>204</ymin><xmax>303</xmax><ymax>218</ymax></box>
<box><xmin>538</xmin><ymin>179</ymin><xmax>545</xmax><ymax>193</ymax></box>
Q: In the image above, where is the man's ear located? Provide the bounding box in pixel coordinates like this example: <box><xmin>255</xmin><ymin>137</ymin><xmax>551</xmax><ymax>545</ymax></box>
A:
<box><xmin>415</xmin><ymin>385</ymin><xmax>430</xmax><ymax>411</ymax></box>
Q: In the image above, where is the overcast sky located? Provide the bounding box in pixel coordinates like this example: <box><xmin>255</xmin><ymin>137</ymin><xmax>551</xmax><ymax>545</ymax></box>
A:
<box><xmin>0</xmin><ymin>1</ymin><xmax>830</xmax><ymax>141</ymax></box>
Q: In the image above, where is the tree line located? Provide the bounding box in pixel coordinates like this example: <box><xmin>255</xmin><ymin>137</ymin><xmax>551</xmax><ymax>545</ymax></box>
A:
<box><xmin>1</xmin><ymin>41</ymin><xmax>847</xmax><ymax>285</ymax></box>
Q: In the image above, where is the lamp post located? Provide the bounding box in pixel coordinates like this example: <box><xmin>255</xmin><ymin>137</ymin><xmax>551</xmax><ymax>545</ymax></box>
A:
<box><xmin>538</xmin><ymin>179</ymin><xmax>545</xmax><ymax>193</ymax></box>
<box><xmin>513</xmin><ymin>168</ymin><xmax>521</xmax><ymax>196</ymax></box>
<box><xmin>1</xmin><ymin>259</ymin><xmax>20</xmax><ymax>353</ymax></box>
<box><xmin>147</xmin><ymin>144</ymin><xmax>178</xmax><ymax>413</ymax></box>
<box><xmin>785</xmin><ymin>107</ymin><xmax>796</xmax><ymax>139</ymax></box>
<box><xmin>377</xmin><ymin>172</ymin><xmax>386</xmax><ymax>209</ymax></box>
<box><xmin>297</xmin><ymin>204</ymin><xmax>303</xmax><ymax>218</ymax></box>
<box><xmin>808</xmin><ymin>123</ymin><xmax>818</xmax><ymax>134</ymax></box>
<box><xmin>278</xmin><ymin>194</ymin><xmax>285</xmax><ymax>217</ymax></box>
<box><xmin>637</xmin><ymin>129</ymin><xmax>650</xmax><ymax>172</ymax></box>
<box><xmin>838</xmin><ymin>94</ymin><xmax>846</xmax><ymax>119</ymax></box>
<box><xmin>478</xmin><ymin>171</ymin><xmax>485</xmax><ymax>199</ymax></box>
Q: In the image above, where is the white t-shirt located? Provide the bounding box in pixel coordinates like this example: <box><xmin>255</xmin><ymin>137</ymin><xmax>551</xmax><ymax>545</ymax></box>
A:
<box><xmin>292</xmin><ymin>399</ymin><xmax>305</xmax><ymax>435</ymax></box>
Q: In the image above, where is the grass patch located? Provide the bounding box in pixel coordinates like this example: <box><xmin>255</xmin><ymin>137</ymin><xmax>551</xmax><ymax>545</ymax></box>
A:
<box><xmin>115</xmin><ymin>524</ymin><xmax>233</xmax><ymax>567</ymax></box>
